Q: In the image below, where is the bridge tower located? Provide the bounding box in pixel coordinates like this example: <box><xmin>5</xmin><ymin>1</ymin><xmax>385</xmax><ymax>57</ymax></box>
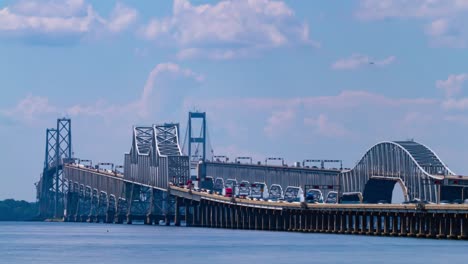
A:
<box><xmin>38</xmin><ymin>118</ymin><xmax>72</xmax><ymax>218</ymax></box>
<box><xmin>187</xmin><ymin>112</ymin><xmax>207</xmax><ymax>166</ymax></box>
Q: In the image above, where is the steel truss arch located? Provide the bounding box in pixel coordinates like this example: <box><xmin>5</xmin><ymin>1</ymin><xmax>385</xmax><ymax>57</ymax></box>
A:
<box><xmin>341</xmin><ymin>141</ymin><xmax>454</xmax><ymax>203</ymax></box>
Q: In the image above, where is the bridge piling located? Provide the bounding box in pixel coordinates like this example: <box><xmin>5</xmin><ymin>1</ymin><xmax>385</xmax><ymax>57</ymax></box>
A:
<box><xmin>174</xmin><ymin>197</ymin><xmax>181</xmax><ymax>226</ymax></box>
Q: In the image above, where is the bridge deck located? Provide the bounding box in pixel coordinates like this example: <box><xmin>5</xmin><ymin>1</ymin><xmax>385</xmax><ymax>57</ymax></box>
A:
<box><xmin>169</xmin><ymin>186</ymin><xmax>468</xmax><ymax>213</ymax></box>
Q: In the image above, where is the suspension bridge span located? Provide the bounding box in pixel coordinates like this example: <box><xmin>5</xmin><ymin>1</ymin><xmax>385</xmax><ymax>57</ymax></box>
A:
<box><xmin>36</xmin><ymin>113</ymin><xmax>468</xmax><ymax>239</ymax></box>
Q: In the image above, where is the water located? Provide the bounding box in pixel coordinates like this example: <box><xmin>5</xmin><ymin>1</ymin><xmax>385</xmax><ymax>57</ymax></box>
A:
<box><xmin>0</xmin><ymin>222</ymin><xmax>466</xmax><ymax>264</ymax></box>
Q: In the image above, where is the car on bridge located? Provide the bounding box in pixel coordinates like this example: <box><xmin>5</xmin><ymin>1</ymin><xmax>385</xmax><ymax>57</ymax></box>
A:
<box><xmin>214</xmin><ymin>177</ymin><xmax>225</xmax><ymax>195</ymax></box>
<box><xmin>283</xmin><ymin>186</ymin><xmax>304</xmax><ymax>203</ymax></box>
<box><xmin>249</xmin><ymin>182</ymin><xmax>269</xmax><ymax>200</ymax></box>
<box><xmin>223</xmin><ymin>179</ymin><xmax>238</xmax><ymax>197</ymax></box>
<box><xmin>238</xmin><ymin>181</ymin><xmax>251</xmax><ymax>198</ymax></box>
<box><xmin>324</xmin><ymin>191</ymin><xmax>338</xmax><ymax>204</ymax></box>
<box><xmin>340</xmin><ymin>192</ymin><xmax>363</xmax><ymax>204</ymax></box>
<box><xmin>268</xmin><ymin>184</ymin><xmax>283</xmax><ymax>202</ymax></box>
<box><xmin>201</xmin><ymin>176</ymin><xmax>214</xmax><ymax>193</ymax></box>
<box><xmin>305</xmin><ymin>189</ymin><xmax>323</xmax><ymax>203</ymax></box>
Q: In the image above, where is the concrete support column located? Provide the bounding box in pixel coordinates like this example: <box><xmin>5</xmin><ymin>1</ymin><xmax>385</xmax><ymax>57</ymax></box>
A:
<box><xmin>448</xmin><ymin>215</ymin><xmax>455</xmax><ymax>239</ymax></box>
<box><xmin>210</xmin><ymin>203</ymin><xmax>215</xmax><ymax>228</ymax></box>
<box><xmin>174</xmin><ymin>198</ymin><xmax>181</xmax><ymax>227</ymax></box>
<box><xmin>249</xmin><ymin>208</ymin><xmax>254</xmax><ymax>230</ymax></box>
<box><xmin>320</xmin><ymin>212</ymin><xmax>326</xmax><ymax>233</ymax></box>
<box><xmin>192</xmin><ymin>204</ymin><xmax>198</xmax><ymax>227</ymax></box>
<box><xmin>383</xmin><ymin>214</ymin><xmax>390</xmax><ymax>236</ymax></box>
<box><xmin>184</xmin><ymin>202</ymin><xmax>189</xmax><ymax>227</ymax></box>
<box><xmin>303</xmin><ymin>211</ymin><xmax>309</xmax><ymax>232</ymax></box>
<box><xmin>230</xmin><ymin>207</ymin><xmax>235</xmax><ymax>229</ymax></box>
<box><xmin>200</xmin><ymin>203</ymin><xmax>205</xmax><ymax>227</ymax></box>
<box><xmin>460</xmin><ymin>215</ymin><xmax>468</xmax><ymax>239</ymax></box>
<box><xmin>400</xmin><ymin>214</ymin><xmax>407</xmax><ymax>236</ymax></box>
<box><xmin>353</xmin><ymin>212</ymin><xmax>359</xmax><ymax>234</ymax></box>
<box><xmin>311</xmin><ymin>211</ymin><xmax>317</xmax><ymax>232</ymax></box>
<box><xmin>256</xmin><ymin>208</ymin><xmax>260</xmax><ymax>230</ymax></box>
<box><xmin>241</xmin><ymin>207</ymin><xmax>245</xmax><ymax>229</ymax></box>
<box><xmin>326</xmin><ymin>212</ymin><xmax>332</xmax><ymax>233</ymax></box>
<box><xmin>407</xmin><ymin>214</ymin><xmax>415</xmax><ymax>237</ymax></box>
<box><xmin>214</xmin><ymin>204</ymin><xmax>218</xmax><ymax>228</ymax></box>
<box><xmin>375</xmin><ymin>215</ymin><xmax>382</xmax><ymax>235</ymax></box>
<box><xmin>391</xmin><ymin>214</ymin><xmax>398</xmax><ymax>236</ymax></box>
<box><xmin>339</xmin><ymin>213</ymin><xmax>345</xmax><ymax>233</ymax></box>
<box><xmin>332</xmin><ymin>213</ymin><xmax>337</xmax><ymax>233</ymax></box>
<box><xmin>417</xmin><ymin>215</ymin><xmax>426</xmax><ymax>238</ymax></box>
<box><xmin>283</xmin><ymin>211</ymin><xmax>290</xmax><ymax>231</ymax></box>
<box><xmin>361</xmin><ymin>213</ymin><xmax>368</xmax><ymax>235</ymax></box>
<box><xmin>345</xmin><ymin>212</ymin><xmax>352</xmax><ymax>234</ymax></box>
<box><xmin>437</xmin><ymin>215</ymin><xmax>447</xmax><ymax>239</ymax></box>
<box><xmin>425</xmin><ymin>214</ymin><xmax>435</xmax><ymax>238</ymax></box>
<box><xmin>367</xmin><ymin>214</ymin><xmax>374</xmax><ymax>235</ymax></box>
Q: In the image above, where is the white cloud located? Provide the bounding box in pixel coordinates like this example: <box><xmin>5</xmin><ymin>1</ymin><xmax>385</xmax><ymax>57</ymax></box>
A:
<box><xmin>436</xmin><ymin>73</ymin><xmax>468</xmax><ymax>98</ymax></box>
<box><xmin>65</xmin><ymin>62</ymin><xmax>203</xmax><ymax>120</ymax></box>
<box><xmin>0</xmin><ymin>1</ymin><xmax>137</xmax><ymax>38</ymax></box>
<box><xmin>10</xmin><ymin>0</ymin><xmax>85</xmax><ymax>17</ymax></box>
<box><xmin>264</xmin><ymin>108</ymin><xmax>296</xmax><ymax>138</ymax></box>
<box><xmin>176</xmin><ymin>47</ymin><xmax>252</xmax><ymax>60</ymax></box>
<box><xmin>331</xmin><ymin>54</ymin><xmax>396</xmax><ymax>70</ymax></box>
<box><xmin>3</xmin><ymin>62</ymin><xmax>203</xmax><ymax>127</ymax></box>
<box><xmin>304</xmin><ymin>114</ymin><xmax>349</xmax><ymax>137</ymax></box>
<box><xmin>1</xmin><ymin>94</ymin><xmax>57</xmax><ymax>123</ymax></box>
<box><xmin>425</xmin><ymin>18</ymin><xmax>449</xmax><ymax>36</ymax></box>
<box><xmin>107</xmin><ymin>3</ymin><xmax>138</xmax><ymax>33</ymax></box>
<box><xmin>356</xmin><ymin>0</ymin><xmax>468</xmax><ymax>20</ymax></box>
<box><xmin>356</xmin><ymin>0</ymin><xmax>468</xmax><ymax>48</ymax></box>
<box><xmin>138</xmin><ymin>62</ymin><xmax>204</xmax><ymax>117</ymax></box>
<box><xmin>140</xmin><ymin>0</ymin><xmax>318</xmax><ymax>60</ymax></box>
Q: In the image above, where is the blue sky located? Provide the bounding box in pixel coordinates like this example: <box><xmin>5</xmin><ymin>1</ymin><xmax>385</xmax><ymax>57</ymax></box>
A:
<box><xmin>1</xmin><ymin>0</ymin><xmax>468</xmax><ymax>201</ymax></box>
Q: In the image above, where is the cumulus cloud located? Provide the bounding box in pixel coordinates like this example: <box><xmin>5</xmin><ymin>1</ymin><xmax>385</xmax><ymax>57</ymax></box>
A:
<box><xmin>331</xmin><ymin>54</ymin><xmax>396</xmax><ymax>70</ymax></box>
<box><xmin>356</xmin><ymin>0</ymin><xmax>468</xmax><ymax>48</ymax></box>
<box><xmin>0</xmin><ymin>94</ymin><xmax>57</xmax><ymax>124</ymax></box>
<box><xmin>264</xmin><ymin>108</ymin><xmax>296</xmax><ymax>138</ymax></box>
<box><xmin>3</xmin><ymin>62</ymin><xmax>203</xmax><ymax>126</ymax></box>
<box><xmin>436</xmin><ymin>73</ymin><xmax>468</xmax><ymax>98</ymax></box>
<box><xmin>0</xmin><ymin>0</ymin><xmax>137</xmax><ymax>41</ymax></box>
<box><xmin>183</xmin><ymin>90</ymin><xmax>438</xmax><ymax>142</ymax></box>
<box><xmin>304</xmin><ymin>114</ymin><xmax>349</xmax><ymax>137</ymax></box>
<box><xmin>356</xmin><ymin>0</ymin><xmax>468</xmax><ymax>20</ymax></box>
<box><xmin>140</xmin><ymin>0</ymin><xmax>318</xmax><ymax>60</ymax></box>
<box><xmin>107</xmin><ymin>3</ymin><xmax>138</xmax><ymax>33</ymax></box>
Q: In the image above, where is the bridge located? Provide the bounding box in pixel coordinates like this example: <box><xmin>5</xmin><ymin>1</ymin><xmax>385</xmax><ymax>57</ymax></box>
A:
<box><xmin>36</xmin><ymin>113</ymin><xmax>468</xmax><ymax>239</ymax></box>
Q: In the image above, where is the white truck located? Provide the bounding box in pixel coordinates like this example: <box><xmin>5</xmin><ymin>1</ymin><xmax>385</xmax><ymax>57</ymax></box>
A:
<box><xmin>283</xmin><ymin>186</ymin><xmax>304</xmax><ymax>203</ymax></box>
<box><xmin>249</xmin><ymin>182</ymin><xmax>269</xmax><ymax>200</ymax></box>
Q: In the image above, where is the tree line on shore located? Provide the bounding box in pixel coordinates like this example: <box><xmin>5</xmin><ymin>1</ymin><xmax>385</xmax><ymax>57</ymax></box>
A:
<box><xmin>0</xmin><ymin>199</ymin><xmax>38</xmax><ymax>221</ymax></box>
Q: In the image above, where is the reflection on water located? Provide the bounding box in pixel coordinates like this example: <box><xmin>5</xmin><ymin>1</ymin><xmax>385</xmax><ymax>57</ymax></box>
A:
<box><xmin>0</xmin><ymin>222</ymin><xmax>466</xmax><ymax>264</ymax></box>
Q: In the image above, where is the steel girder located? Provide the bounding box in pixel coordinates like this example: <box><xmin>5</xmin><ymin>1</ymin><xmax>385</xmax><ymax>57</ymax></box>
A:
<box><xmin>341</xmin><ymin>141</ymin><xmax>454</xmax><ymax>203</ymax></box>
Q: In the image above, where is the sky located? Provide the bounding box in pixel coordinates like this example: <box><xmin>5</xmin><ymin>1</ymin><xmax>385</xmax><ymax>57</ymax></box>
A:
<box><xmin>1</xmin><ymin>0</ymin><xmax>468</xmax><ymax>201</ymax></box>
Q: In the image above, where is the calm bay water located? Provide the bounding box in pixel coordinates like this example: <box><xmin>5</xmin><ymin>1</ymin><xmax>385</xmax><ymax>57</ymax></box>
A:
<box><xmin>0</xmin><ymin>221</ymin><xmax>466</xmax><ymax>264</ymax></box>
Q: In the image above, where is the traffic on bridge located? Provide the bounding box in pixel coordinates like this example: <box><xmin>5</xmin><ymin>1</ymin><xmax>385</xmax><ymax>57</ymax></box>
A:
<box><xmin>36</xmin><ymin>113</ymin><xmax>468</xmax><ymax>240</ymax></box>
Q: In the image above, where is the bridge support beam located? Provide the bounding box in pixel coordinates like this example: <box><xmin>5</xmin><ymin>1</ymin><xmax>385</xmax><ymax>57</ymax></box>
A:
<box><xmin>174</xmin><ymin>197</ymin><xmax>181</xmax><ymax>226</ymax></box>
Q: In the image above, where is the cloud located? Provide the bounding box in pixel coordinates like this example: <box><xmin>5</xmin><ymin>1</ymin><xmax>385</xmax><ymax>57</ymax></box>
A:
<box><xmin>331</xmin><ymin>54</ymin><xmax>395</xmax><ymax>70</ymax></box>
<box><xmin>3</xmin><ymin>62</ymin><xmax>203</xmax><ymax>127</ymax></box>
<box><xmin>183</xmin><ymin>90</ymin><xmax>438</xmax><ymax>142</ymax></box>
<box><xmin>356</xmin><ymin>0</ymin><xmax>468</xmax><ymax>20</ymax></box>
<box><xmin>107</xmin><ymin>3</ymin><xmax>138</xmax><ymax>33</ymax></box>
<box><xmin>436</xmin><ymin>73</ymin><xmax>468</xmax><ymax>98</ymax></box>
<box><xmin>356</xmin><ymin>0</ymin><xmax>468</xmax><ymax>48</ymax></box>
<box><xmin>138</xmin><ymin>62</ymin><xmax>204</xmax><ymax>117</ymax></box>
<box><xmin>264</xmin><ymin>108</ymin><xmax>296</xmax><ymax>138</ymax></box>
<box><xmin>0</xmin><ymin>0</ymin><xmax>137</xmax><ymax>41</ymax></box>
<box><xmin>1</xmin><ymin>94</ymin><xmax>57</xmax><ymax>124</ymax></box>
<box><xmin>140</xmin><ymin>0</ymin><xmax>318</xmax><ymax>60</ymax></box>
<box><xmin>304</xmin><ymin>114</ymin><xmax>349</xmax><ymax>137</ymax></box>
